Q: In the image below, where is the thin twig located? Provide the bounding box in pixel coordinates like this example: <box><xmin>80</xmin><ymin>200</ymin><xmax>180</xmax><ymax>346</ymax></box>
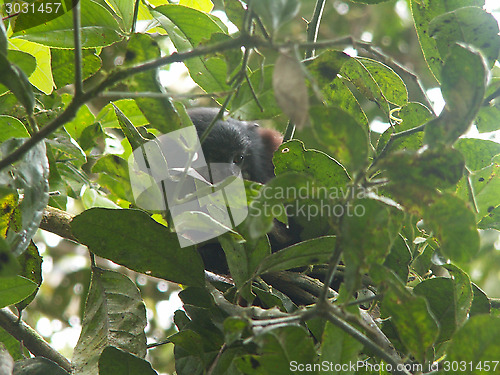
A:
<box><xmin>0</xmin><ymin>35</ymin><xmax>254</xmax><ymax>171</ymax></box>
<box><xmin>369</xmin><ymin>123</ymin><xmax>426</xmax><ymax>170</ymax></box>
<box><xmin>320</xmin><ymin>305</ymin><xmax>411</xmax><ymax>375</ymax></box>
<box><xmin>483</xmin><ymin>86</ymin><xmax>500</xmax><ymax>106</ymax></box>
<box><xmin>99</xmin><ymin>90</ymin><xmax>233</xmax><ymax>100</ymax></box>
<box><xmin>72</xmin><ymin>0</ymin><xmax>83</xmax><ymax>96</ymax></box>
<box><xmin>305</xmin><ymin>0</ymin><xmax>326</xmax><ymax>59</ymax></box>
<box><xmin>131</xmin><ymin>0</ymin><xmax>140</xmax><ymax>34</ymax></box>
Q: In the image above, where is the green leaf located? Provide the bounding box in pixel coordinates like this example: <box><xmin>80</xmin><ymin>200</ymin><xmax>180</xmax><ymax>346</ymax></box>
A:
<box><xmin>411</xmin><ymin>0</ymin><xmax>483</xmax><ymax>82</ymax></box>
<box><xmin>443</xmin><ymin>264</ymin><xmax>473</xmax><ymax>326</ymax></box>
<box><xmin>476</xmin><ymin>78</ymin><xmax>500</xmax><ymax>132</ymax></box>
<box><xmin>252</xmin><ymin>0</ymin><xmax>300</xmax><ymax>33</ymax></box>
<box><xmin>51</xmin><ymin>49</ymin><xmax>102</xmax><ymax>89</ymax></box>
<box><xmin>97</xmin><ymin>99</ymin><xmax>148</xmax><ymax>129</ymax></box>
<box><xmin>269</xmin><ymin>141</ymin><xmax>350</xmax><ymax>239</ymax></box>
<box><xmin>179</xmin><ymin>0</ymin><xmax>214</xmax><ymax>13</ymax></box>
<box><xmin>308</xmin><ymin>50</ymin><xmax>368</xmax><ymax>127</ymax></box>
<box><xmin>381</xmin><ymin>147</ymin><xmax>464</xmax><ymax>211</ymax></box>
<box><xmin>454</xmin><ymin>138</ymin><xmax>500</xmax><ymax>171</ymax></box>
<box><xmin>0</xmin><ymin>237</ymin><xmax>20</xmax><ymax>278</ymax></box>
<box><xmin>381</xmin><ymin>289</ymin><xmax>438</xmax><ymax>363</ymax></box>
<box><xmin>1</xmin><ymin>139</ymin><xmax>49</xmax><ymax>256</ymax></box>
<box><xmin>112</xmin><ymin>103</ymin><xmax>148</xmax><ymax>150</ymax></box>
<box><xmin>356</xmin><ymin>58</ymin><xmax>408</xmax><ymax>106</ymax></box>
<box><xmin>172</xmin><ymin>288</ymin><xmax>227</xmax><ymax>372</ymax></box>
<box><xmin>8</xmin><ymin>39</ymin><xmax>52</xmax><ymax>95</ymax></box>
<box><xmin>231</xmin><ymin>65</ymin><xmax>281</xmax><ymax>120</ymax></box>
<box><xmin>245</xmin><ymin>173</ymin><xmax>310</xmax><ymax>240</ymax></box>
<box><xmin>310</xmin><ymin>106</ymin><xmax>369</xmax><ymax>175</ymax></box>
<box><xmin>71</xmin><ymin>208</ymin><xmax>205</xmax><ymax>286</ymax></box>
<box><xmin>425</xmin><ymin>45</ymin><xmax>487</xmax><ymax>147</ymax></box>
<box><xmin>469</xmin><ymin>284</ymin><xmax>490</xmax><ymax>316</ymax></box>
<box><xmin>224</xmin><ymin>317</ymin><xmax>249</xmax><ymax>346</ymax></box>
<box><xmin>254</xmin><ymin>236</ymin><xmax>336</xmax><ymax>275</ymax></box>
<box><xmin>105</xmin><ymin>0</ymin><xmax>136</xmax><ymax>32</ymax></box>
<box><xmin>12</xmin><ymin>0</ymin><xmax>122</xmax><ymax>48</ymax></box>
<box><xmin>320</xmin><ymin>322</ymin><xmax>363</xmax><ymax>374</ymax></box>
<box><xmin>0</xmin><ymin>276</ymin><xmax>37</xmax><ymax>309</ymax></box>
<box><xmin>413</xmin><ymin>278</ymin><xmax>457</xmax><ymax>342</ymax></box>
<box><xmin>273</xmin><ymin>140</ymin><xmax>349</xmax><ymax>188</ymax></box>
<box><xmin>62</xmin><ymin>101</ymin><xmax>96</xmax><ymax>141</ymax></box>
<box><xmin>0</xmin><ymin>55</ymin><xmax>35</xmax><ymax>115</ymax></box>
<box><xmin>384</xmin><ymin>235</ymin><xmax>412</xmax><ymax>283</ymax></box>
<box><xmin>6</xmin><ymin>50</ymin><xmax>36</xmax><ymax>78</ymax></box>
<box><xmin>15</xmin><ymin>242</ymin><xmax>42</xmax><ymax>311</ymax></box>
<box><xmin>223</xmin><ymin>0</ymin><xmax>245</xmax><ymax>31</ymax></box>
<box><xmin>122</xmin><ymin>33</ymin><xmax>183</xmax><ymax>134</ymax></box>
<box><xmin>152</xmin><ymin>4</ymin><xmax>230</xmax><ymax>95</ymax></box>
<box><xmin>13</xmin><ymin>357</ymin><xmax>69</xmax><ymax>375</ymax></box>
<box><xmin>99</xmin><ymin>346</ymin><xmax>158</xmax><ymax>375</ymax></box>
<box><xmin>423</xmin><ymin>194</ymin><xmax>479</xmax><ymax>263</ymax></box>
<box><xmin>0</xmin><ymin>326</ymin><xmax>28</xmax><ymax>361</ymax></box>
<box><xmin>470</xmin><ymin>163</ymin><xmax>500</xmax><ymax>227</ymax></box>
<box><xmin>376</xmin><ymin>103</ymin><xmax>431</xmax><ymax>154</ymax></box>
<box><xmin>445</xmin><ymin>315</ymin><xmax>500</xmax><ymax>373</ymax></box>
<box><xmin>350</xmin><ymin>0</ymin><xmax>391</xmax><ymax>3</ymax></box>
<box><xmin>9</xmin><ymin>0</ymin><xmax>74</xmax><ymax>33</ymax></box>
<box><xmin>92</xmin><ymin>155</ymin><xmax>133</xmax><ymax>203</ymax></box>
<box><xmin>0</xmin><ymin>18</ymin><xmax>7</xmax><ymax>54</ymax></box>
<box><xmin>429</xmin><ymin>7</ymin><xmax>500</xmax><ymax>69</ymax></box>
<box><xmin>238</xmin><ymin>326</ymin><xmax>317</xmax><ymax>375</ymax></box>
<box><xmin>342</xmin><ymin>198</ymin><xmax>402</xmax><ymax>293</ymax></box>
<box><xmin>46</xmin><ymin>129</ymin><xmax>87</xmax><ymax>168</ymax></box>
<box><xmin>341</xmin><ymin>57</ymin><xmax>389</xmax><ymax>114</ymax></box>
<box><xmin>218</xmin><ymin>233</ymin><xmax>255</xmax><ymax>301</ymax></box>
<box><xmin>72</xmin><ymin>269</ymin><xmax>147</xmax><ymax>375</ymax></box>
<box><xmin>0</xmin><ymin>116</ymin><xmax>30</xmax><ymax>143</ymax></box>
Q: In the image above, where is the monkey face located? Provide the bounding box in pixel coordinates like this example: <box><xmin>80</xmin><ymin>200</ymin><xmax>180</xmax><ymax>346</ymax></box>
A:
<box><xmin>188</xmin><ymin>107</ymin><xmax>272</xmax><ymax>183</ymax></box>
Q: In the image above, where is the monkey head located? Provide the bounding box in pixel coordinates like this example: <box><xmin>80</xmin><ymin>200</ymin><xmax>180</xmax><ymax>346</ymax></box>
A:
<box><xmin>187</xmin><ymin>107</ymin><xmax>282</xmax><ymax>184</ymax></box>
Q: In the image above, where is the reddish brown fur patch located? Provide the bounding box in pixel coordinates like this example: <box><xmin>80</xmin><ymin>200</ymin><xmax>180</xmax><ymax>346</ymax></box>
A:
<box><xmin>257</xmin><ymin>128</ymin><xmax>283</xmax><ymax>179</ymax></box>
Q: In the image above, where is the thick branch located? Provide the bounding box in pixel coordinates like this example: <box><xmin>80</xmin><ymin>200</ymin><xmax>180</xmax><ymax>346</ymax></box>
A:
<box><xmin>39</xmin><ymin>206</ymin><xmax>76</xmax><ymax>242</ymax></box>
<box><xmin>0</xmin><ymin>308</ymin><xmax>72</xmax><ymax>372</ymax></box>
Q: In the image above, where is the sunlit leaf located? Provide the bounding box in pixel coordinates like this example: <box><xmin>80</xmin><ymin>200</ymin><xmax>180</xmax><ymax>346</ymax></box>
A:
<box><xmin>72</xmin><ymin>269</ymin><xmax>147</xmax><ymax>375</ymax></box>
<box><xmin>71</xmin><ymin>208</ymin><xmax>205</xmax><ymax>286</ymax></box>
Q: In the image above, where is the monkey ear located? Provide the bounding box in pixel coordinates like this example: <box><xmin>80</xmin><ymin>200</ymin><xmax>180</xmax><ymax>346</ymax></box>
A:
<box><xmin>258</xmin><ymin>128</ymin><xmax>283</xmax><ymax>154</ymax></box>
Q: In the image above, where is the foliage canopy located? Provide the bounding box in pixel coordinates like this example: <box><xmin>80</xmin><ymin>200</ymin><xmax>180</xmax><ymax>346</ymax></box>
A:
<box><xmin>0</xmin><ymin>0</ymin><xmax>500</xmax><ymax>374</ymax></box>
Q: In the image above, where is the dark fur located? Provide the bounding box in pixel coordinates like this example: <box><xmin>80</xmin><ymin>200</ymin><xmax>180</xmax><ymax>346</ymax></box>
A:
<box><xmin>187</xmin><ymin>108</ymin><xmax>290</xmax><ymax>273</ymax></box>
<box><xmin>188</xmin><ymin>107</ymin><xmax>282</xmax><ymax>183</ymax></box>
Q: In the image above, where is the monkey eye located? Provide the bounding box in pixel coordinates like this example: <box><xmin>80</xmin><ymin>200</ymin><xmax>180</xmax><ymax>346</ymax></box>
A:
<box><xmin>233</xmin><ymin>154</ymin><xmax>244</xmax><ymax>164</ymax></box>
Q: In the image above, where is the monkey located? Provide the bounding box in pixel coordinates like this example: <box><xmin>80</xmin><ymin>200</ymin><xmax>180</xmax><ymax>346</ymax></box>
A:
<box><xmin>186</xmin><ymin>107</ymin><xmax>295</xmax><ymax>274</ymax></box>
<box><xmin>186</xmin><ymin>108</ymin><xmax>341</xmax><ymax>305</ymax></box>
<box><xmin>187</xmin><ymin>107</ymin><xmax>282</xmax><ymax>184</ymax></box>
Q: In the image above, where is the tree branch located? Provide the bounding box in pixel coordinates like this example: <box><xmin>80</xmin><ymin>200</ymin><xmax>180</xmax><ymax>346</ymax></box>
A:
<box><xmin>305</xmin><ymin>0</ymin><xmax>326</xmax><ymax>59</ymax></box>
<box><xmin>72</xmin><ymin>0</ymin><xmax>83</xmax><ymax>96</ymax></box>
<box><xmin>0</xmin><ymin>34</ymin><xmax>255</xmax><ymax>171</ymax></box>
<box><xmin>0</xmin><ymin>308</ymin><xmax>72</xmax><ymax>372</ymax></box>
<box><xmin>39</xmin><ymin>206</ymin><xmax>76</xmax><ymax>242</ymax></box>
<box><xmin>320</xmin><ymin>304</ymin><xmax>411</xmax><ymax>375</ymax></box>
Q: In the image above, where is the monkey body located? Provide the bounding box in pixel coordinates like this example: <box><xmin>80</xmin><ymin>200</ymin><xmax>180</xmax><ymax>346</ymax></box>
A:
<box><xmin>186</xmin><ymin>107</ymin><xmax>291</xmax><ymax>273</ymax></box>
